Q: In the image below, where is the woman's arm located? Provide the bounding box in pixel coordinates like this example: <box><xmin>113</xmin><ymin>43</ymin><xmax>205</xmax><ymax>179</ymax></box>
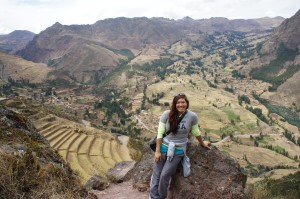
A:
<box><xmin>154</xmin><ymin>111</ymin><xmax>168</xmax><ymax>162</ymax></box>
<box><xmin>190</xmin><ymin>114</ymin><xmax>211</xmax><ymax>149</ymax></box>
<box><xmin>155</xmin><ymin>138</ymin><xmax>163</xmax><ymax>162</ymax></box>
<box><xmin>195</xmin><ymin>135</ymin><xmax>211</xmax><ymax>149</ymax></box>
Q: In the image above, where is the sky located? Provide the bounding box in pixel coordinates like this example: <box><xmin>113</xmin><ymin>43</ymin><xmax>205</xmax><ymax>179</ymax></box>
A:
<box><xmin>0</xmin><ymin>0</ymin><xmax>299</xmax><ymax>34</ymax></box>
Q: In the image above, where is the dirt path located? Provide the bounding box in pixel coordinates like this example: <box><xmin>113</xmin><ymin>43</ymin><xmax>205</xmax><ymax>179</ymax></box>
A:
<box><xmin>134</xmin><ymin>115</ymin><xmax>156</xmax><ymax>133</ymax></box>
<box><xmin>89</xmin><ymin>179</ymin><xmax>149</xmax><ymax>199</ymax></box>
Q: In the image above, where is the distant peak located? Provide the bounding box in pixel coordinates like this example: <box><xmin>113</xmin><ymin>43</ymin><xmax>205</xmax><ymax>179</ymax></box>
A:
<box><xmin>9</xmin><ymin>30</ymin><xmax>36</xmax><ymax>36</ymax></box>
<box><xmin>181</xmin><ymin>16</ymin><xmax>194</xmax><ymax>21</ymax></box>
<box><xmin>52</xmin><ymin>22</ymin><xmax>63</xmax><ymax>27</ymax></box>
<box><xmin>41</xmin><ymin>22</ymin><xmax>64</xmax><ymax>33</ymax></box>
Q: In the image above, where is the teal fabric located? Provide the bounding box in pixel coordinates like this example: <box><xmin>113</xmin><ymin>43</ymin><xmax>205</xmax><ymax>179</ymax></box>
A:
<box><xmin>160</xmin><ymin>143</ymin><xmax>184</xmax><ymax>155</ymax></box>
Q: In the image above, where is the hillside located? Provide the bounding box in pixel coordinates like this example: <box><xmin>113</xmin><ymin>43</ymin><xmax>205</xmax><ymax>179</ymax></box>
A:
<box><xmin>0</xmin><ymin>104</ymin><xmax>87</xmax><ymax>198</ymax></box>
<box><xmin>0</xmin><ymin>52</ymin><xmax>52</xmax><ymax>83</ymax></box>
<box><xmin>253</xmin><ymin>10</ymin><xmax>300</xmax><ymax>108</ymax></box>
<box><xmin>0</xmin><ymin>97</ymin><xmax>142</xmax><ymax>183</ymax></box>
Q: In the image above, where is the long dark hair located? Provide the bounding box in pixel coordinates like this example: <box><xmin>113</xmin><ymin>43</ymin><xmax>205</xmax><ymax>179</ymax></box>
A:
<box><xmin>169</xmin><ymin>94</ymin><xmax>189</xmax><ymax>134</ymax></box>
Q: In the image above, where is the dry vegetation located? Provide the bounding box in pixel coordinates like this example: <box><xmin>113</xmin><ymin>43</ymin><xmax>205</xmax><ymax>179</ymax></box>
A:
<box><xmin>0</xmin><ymin>52</ymin><xmax>52</xmax><ymax>83</ymax></box>
<box><xmin>0</xmin><ymin>105</ymin><xmax>87</xmax><ymax>199</ymax></box>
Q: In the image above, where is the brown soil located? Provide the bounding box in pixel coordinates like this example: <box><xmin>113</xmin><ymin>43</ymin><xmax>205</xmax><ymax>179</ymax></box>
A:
<box><xmin>89</xmin><ymin>179</ymin><xmax>149</xmax><ymax>199</ymax></box>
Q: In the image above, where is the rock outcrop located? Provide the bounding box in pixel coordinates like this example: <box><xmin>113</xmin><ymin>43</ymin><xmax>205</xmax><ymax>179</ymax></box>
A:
<box><xmin>132</xmin><ymin>142</ymin><xmax>247</xmax><ymax>199</ymax></box>
<box><xmin>107</xmin><ymin>161</ymin><xmax>137</xmax><ymax>183</ymax></box>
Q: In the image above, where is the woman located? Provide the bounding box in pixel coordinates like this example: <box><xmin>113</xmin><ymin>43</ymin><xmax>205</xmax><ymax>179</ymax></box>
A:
<box><xmin>149</xmin><ymin>93</ymin><xmax>210</xmax><ymax>199</ymax></box>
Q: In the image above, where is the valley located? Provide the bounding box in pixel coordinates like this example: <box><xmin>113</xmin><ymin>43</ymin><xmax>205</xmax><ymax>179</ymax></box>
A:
<box><xmin>1</xmin><ymin>13</ymin><xmax>300</xmax><ymax>198</ymax></box>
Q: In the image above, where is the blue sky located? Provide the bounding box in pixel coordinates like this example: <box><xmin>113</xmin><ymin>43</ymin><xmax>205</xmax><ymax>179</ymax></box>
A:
<box><xmin>0</xmin><ymin>0</ymin><xmax>299</xmax><ymax>34</ymax></box>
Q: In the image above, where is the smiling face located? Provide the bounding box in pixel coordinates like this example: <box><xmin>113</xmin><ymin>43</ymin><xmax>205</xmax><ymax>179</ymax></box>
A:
<box><xmin>176</xmin><ymin>98</ymin><xmax>188</xmax><ymax>114</ymax></box>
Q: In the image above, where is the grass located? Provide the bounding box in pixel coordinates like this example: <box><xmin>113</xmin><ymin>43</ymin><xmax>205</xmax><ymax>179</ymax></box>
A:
<box><xmin>273</xmin><ymin>145</ymin><xmax>285</xmax><ymax>153</ymax></box>
<box><xmin>228</xmin><ymin>143</ymin><xmax>297</xmax><ymax>168</ymax></box>
<box><xmin>246</xmin><ymin>171</ymin><xmax>300</xmax><ymax>199</ymax></box>
<box><xmin>96</xmin><ymin>64</ymin><xmax>131</xmax><ymax>89</ymax></box>
<box><xmin>101</xmin><ymin>45</ymin><xmax>134</xmax><ymax>60</ymax></box>
<box><xmin>244</xmin><ymin>122</ymin><xmax>257</xmax><ymax>130</ymax></box>
<box><xmin>221</xmin><ymin>146</ymin><xmax>231</xmax><ymax>154</ymax></box>
<box><xmin>201</xmin><ymin>109</ymin><xmax>225</xmax><ymax>123</ymax></box>
<box><xmin>0</xmin><ymin>152</ymin><xmax>86</xmax><ymax>199</ymax></box>
<box><xmin>266</xmin><ymin>103</ymin><xmax>300</xmax><ymax>130</ymax></box>
<box><xmin>74</xmin><ymin>98</ymin><xmax>87</xmax><ymax>104</ymax></box>
<box><xmin>265</xmin><ymin>137</ymin><xmax>275</xmax><ymax>142</ymax></box>
<box><xmin>253</xmin><ymin>94</ymin><xmax>300</xmax><ymax>130</ymax></box>
<box><xmin>223</xmin><ymin>107</ymin><xmax>241</xmax><ymax>121</ymax></box>
<box><xmin>257</xmin><ymin>139</ymin><xmax>268</xmax><ymax>145</ymax></box>
<box><xmin>47</xmin><ymin>105</ymin><xmax>78</xmax><ymax>122</ymax></box>
<box><xmin>218</xmin><ymin>124</ymin><xmax>237</xmax><ymax>136</ymax></box>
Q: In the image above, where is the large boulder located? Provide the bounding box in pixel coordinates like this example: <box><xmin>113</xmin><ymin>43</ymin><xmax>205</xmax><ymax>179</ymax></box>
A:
<box><xmin>107</xmin><ymin>161</ymin><xmax>137</xmax><ymax>183</ymax></box>
<box><xmin>84</xmin><ymin>175</ymin><xmax>109</xmax><ymax>191</ymax></box>
<box><xmin>132</xmin><ymin>142</ymin><xmax>247</xmax><ymax>199</ymax></box>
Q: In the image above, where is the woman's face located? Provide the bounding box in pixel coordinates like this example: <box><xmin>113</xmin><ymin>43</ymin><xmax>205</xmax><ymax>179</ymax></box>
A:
<box><xmin>176</xmin><ymin>98</ymin><xmax>187</xmax><ymax>113</ymax></box>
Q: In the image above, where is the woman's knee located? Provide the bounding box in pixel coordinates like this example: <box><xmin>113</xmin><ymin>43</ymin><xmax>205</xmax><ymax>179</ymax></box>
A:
<box><xmin>159</xmin><ymin>170</ymin><xmax>173</xmax><ymax>181</ymax></box>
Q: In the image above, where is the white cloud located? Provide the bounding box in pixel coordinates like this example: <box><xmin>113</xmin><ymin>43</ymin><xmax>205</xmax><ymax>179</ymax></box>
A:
<box><xmin>0</xmin><ymin>0</ymin><xmax>299</xmax><ymax>34</ymax></box>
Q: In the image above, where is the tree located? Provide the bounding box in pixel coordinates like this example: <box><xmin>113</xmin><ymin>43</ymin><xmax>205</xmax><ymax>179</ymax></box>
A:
<box><xmin>254</xmin><ymin>140</ymin><xmax>259</xmax><ymax>147</ymax></box>
<box><xmin>94</xmin><ymin>71</ymin><xmax>101</xmax><ymax>84</ymax></box>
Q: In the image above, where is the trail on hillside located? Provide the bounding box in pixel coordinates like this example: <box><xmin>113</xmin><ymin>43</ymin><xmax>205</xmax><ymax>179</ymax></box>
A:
<box><xmin>89</xmin><ymin>179</ymin><xmax>149</xmax><ymax>199</ymax></box>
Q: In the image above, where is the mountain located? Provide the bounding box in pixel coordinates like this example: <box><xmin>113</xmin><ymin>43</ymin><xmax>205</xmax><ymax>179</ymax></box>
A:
<box><xmin>0</xmin><ymin>52</ymin><xmax>51</xmax><ymax>83</ymax></box>
<box><xmin>0</xmin><ymin>30</ymin><xmax>35</xmax><ymax>54</ymax></box>
<box><xmin>15</xmin><ymin>17</ymin><xmax>284</xmax><ymax>83</ymax></box>
<box><xmin>270</xmin><ymin>10</ymin><xmax>300</xmax><ymax>50</ymax></box>
<box><xmin>15</xmin><ymin>22</ymin><xmax>134</xmax><ymax>83</ymax></box>
<box><xmin>182</xmin><ymin>16</ymin><xmax>284</xmax><ymax>33</ymax></box>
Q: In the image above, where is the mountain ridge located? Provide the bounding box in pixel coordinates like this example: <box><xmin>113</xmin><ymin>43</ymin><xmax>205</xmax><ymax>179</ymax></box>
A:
<box><xmin>14</xmin><ymin>16</ymin><xmax>284</xmax><ymax>83</ymax></box>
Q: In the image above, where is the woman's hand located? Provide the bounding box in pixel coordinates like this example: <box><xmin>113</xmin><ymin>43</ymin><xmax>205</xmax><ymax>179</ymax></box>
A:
<box><xmin>202</xmin><ymin>141</ymin><xmax>211</xmax><ymax>149</ymax></box>
<box><xmin>195</xmin><ymin>135</ymin><xmax>211</xmax><ymax>149</ymax></box>
<box><xmin>154</xmin><ymin>151</ymin><xmax>162</xmax><ymax>163</ymax></box>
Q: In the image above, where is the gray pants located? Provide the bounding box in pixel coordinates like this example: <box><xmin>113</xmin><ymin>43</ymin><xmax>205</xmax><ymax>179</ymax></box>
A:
<box><xmin>149</xmin><ymin>154</ymin><xmax>183</xmax><ymax>199</ymax></box>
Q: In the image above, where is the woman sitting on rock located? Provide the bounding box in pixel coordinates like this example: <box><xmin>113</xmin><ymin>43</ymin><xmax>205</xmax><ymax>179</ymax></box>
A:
<box><xmin>149</xmin><ymin>93</ymin><xmax>210</xmax><ymax>199</ymax></box>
